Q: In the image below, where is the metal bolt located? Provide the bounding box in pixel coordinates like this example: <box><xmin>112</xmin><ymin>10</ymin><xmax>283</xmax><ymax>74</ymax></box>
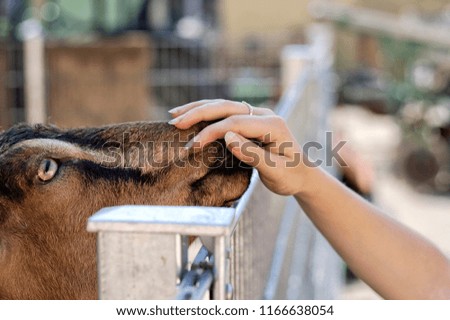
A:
<box><xmin>226</xmin><ymin>246</ymin><xmax>233</xmax><ymax>259</ymax></box>
<box><xmin>225</xmin><ymin>283</ymin><xmax>233</xmax><ymax>300</ymax></box>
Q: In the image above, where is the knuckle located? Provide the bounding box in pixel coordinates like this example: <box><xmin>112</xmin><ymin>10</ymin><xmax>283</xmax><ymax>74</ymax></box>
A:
<box><xmin>270</xmin><ymin>115</ymin><xmax>285</xmax><ymax>126</ymax></box>
<box><xmin>261</xmin><ymin>108</ymin><xmax>275</xmax><ymax>115</ymax></box>
<box><xmin>202</xmin><ymin>121</ymin><xmax>224</xmax><ymax>140</ymax></box>
<box><xmin>210</xmin><ymin>99</ymin><xmax>226</xmax><ymax>106</ymax></box>
<box><xmin>225</xmin><ymin>115</ymin><xmax>239</xmax><ymax>126</ymax></box>
<box><xmin>196</xmin><ymin>104</ymin><xmax>209</xmax><ymax>114</ymax></box>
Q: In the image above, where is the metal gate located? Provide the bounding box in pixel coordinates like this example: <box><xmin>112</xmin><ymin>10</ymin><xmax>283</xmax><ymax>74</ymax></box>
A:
<box><xmin>87</xmin><ymin>24</ymin><xmax>343</xmax><ymax>300</ymax></box>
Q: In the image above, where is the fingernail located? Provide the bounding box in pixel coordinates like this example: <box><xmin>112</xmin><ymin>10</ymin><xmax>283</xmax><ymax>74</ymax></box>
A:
<box><xmin>184</xmin><ymin>136</ymin><xmax>199</xmax><ymax>149</ymax></box>
<box><xmin>168</xmin><ymin>107</ymin><xmax>180</xmax><ymax>114</ymax></box>
<box><xmin>225</xmin><ymin>131</ymin><xmax>239</xmax><ymax>141</ymax></box>
<box><xmin>184</xmin><ymin>139</ymin><xmax>194</xmax><ymax>149</ymax></box>
<box><xmin>168</xmin><ymin>115</ymin><xmax>183</xmax><ymax>125</ymax></box>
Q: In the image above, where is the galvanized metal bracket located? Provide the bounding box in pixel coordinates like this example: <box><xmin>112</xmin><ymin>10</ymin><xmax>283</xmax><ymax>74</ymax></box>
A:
<box><xmin>87</xmin><ymin>205</ymin><xmax>236</xmax><ymax>300</ymax></box>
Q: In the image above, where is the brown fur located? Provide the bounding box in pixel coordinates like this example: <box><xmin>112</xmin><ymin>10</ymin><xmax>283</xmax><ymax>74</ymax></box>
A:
<box><xmin>0</xmin><ymin>121</ymin><xmax>251</xmax><ymax>299</ymax></box>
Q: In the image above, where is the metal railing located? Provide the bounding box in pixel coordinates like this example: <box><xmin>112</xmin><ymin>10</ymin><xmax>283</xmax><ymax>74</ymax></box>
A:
<box><xmin>87</xmin><ymin>24</ymin><xmax>343</xmax><ymax>300</ymax></box>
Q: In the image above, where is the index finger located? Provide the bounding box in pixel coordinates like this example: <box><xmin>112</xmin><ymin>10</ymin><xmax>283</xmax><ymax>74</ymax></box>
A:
<box><xmin>169</xmin><ymin>101</ymin><xmax>275</xmax><ymax>129</ymax></box>
<box><xmin>186</xmin><ymin>115</ymin><xmax>290</xmax><ymax>149</ymax></box>
<box><xmin>169</xmin><ymin>99</ymin><xmax>222</xmax><ymax>116</ymax></box>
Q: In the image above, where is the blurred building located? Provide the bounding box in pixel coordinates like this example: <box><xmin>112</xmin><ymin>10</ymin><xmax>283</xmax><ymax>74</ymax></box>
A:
<box><xmin>1</xmin><ymin>0</ymin><xmax>302</xmax><ymax>128</ymax></box>
<box><xmin>1</xmin><ymin>0</ymin><xmax>450</xmax><ymax>129</ymax></box>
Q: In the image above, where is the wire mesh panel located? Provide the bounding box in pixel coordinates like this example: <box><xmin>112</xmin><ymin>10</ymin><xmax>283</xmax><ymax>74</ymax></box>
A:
<box><xmin>0</xmin><ymin>40</ymin><xmax>8</xmax><ymax>127</ymax></box>
<box><xmin>1</xmin><ymin>34</ymin><xmax>280</xmax><ymax>127</ymax></box>
<box><xmin>0</xmin><ymin>40</ymin><xmax>24</xmax><ymax>127</ymax></box>
<box><xmin>0</xmin><ymin>0</ymin><xmax>27</xmax><ymax>127</ymax></box>
<box><xmin>150</xmin><ymin>36</ymin><xmax>226</xmax><ymax>107</ymax></box>
<box><xmin>149</xmin><ymin>36</ymin><xmax>280</xmax><ymax>108</ymax></box>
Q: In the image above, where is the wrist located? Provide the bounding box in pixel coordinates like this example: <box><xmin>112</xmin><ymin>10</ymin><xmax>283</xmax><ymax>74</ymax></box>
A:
<box><xmin>293</xmin><ymin>162</ymin><xmax>323</xmax><ymax>201</ymax></box>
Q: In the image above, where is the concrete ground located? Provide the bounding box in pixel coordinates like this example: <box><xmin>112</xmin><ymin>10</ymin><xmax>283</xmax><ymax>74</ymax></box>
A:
<box><xmin>332</xmin><ymin>106</ymin><xmax>450</xmax><ymax>299</ymax></box>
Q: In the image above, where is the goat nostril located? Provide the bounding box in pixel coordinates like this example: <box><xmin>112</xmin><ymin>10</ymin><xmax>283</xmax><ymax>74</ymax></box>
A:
<box><xmin>38</xmin><ymin>159</ymin><xmax>59</xmax><ymax>182</ymax></box>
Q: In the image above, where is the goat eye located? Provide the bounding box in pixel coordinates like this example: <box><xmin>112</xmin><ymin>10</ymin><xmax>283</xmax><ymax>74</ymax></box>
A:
<box><xmin>37</xmin><ymin>159</ymin><xmax>58</xmax><ymax>182</ymax></box>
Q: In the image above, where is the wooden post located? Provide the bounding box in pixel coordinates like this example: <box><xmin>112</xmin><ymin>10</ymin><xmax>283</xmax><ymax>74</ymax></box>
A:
<box><xmin>22</xmin><ymin>18</ymin><xmax>46</xmax><ymax>124</ymax></box>
<box><xmin>21</xmin><ymin>0</ymin><xmax>46</xmax><ymax>124</ymax></box>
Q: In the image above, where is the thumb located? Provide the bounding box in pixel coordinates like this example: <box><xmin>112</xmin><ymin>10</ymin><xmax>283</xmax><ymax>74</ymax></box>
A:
<box><xmin>224</xmin><ymin>131</ymin><xmax>270</xmax><ymax>170</ymax></box>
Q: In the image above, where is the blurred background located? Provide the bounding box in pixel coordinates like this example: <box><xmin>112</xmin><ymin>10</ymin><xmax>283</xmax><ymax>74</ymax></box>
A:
<box><xmin>0</xmin><ymin>0</ymin><xmax>449</xmax><ymax>299</ymax></box>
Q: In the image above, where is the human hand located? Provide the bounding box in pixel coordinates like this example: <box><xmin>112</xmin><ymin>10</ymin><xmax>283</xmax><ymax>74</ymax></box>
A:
<box><xmin>168</xmin><ymin>99</ymin><xmax>310</xmax><ymax>196</ymax></box>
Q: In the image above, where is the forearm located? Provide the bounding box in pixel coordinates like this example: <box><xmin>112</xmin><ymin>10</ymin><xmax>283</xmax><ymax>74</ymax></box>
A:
<box><xmin>295</xmin><ymin>166</ymin><xmax>450</xmax><ymax>299</ymax></box>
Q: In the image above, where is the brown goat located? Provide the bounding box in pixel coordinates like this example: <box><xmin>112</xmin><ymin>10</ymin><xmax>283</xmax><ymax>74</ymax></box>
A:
<box><xmin>0</xmin><ymin>121</ymin><xmax>251</xmax><ymax>299</ymax></box>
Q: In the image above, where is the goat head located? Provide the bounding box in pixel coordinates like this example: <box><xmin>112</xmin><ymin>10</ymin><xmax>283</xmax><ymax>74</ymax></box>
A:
<box><xmin>0</xmin><ymin>121</ymin><xmax>251</xmax><ymax>299</ymax></box>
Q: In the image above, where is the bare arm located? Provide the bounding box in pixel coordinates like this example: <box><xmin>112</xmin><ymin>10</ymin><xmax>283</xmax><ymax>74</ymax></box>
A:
<box><xmin>169</xmin><ymin>99</ymin><xmax>450</xmax><ymax>299</ymax></box>
<box><xmin>294</xmin><ymin>166</ymin><xmax>450</xmax><ymax>299</ymax></box>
